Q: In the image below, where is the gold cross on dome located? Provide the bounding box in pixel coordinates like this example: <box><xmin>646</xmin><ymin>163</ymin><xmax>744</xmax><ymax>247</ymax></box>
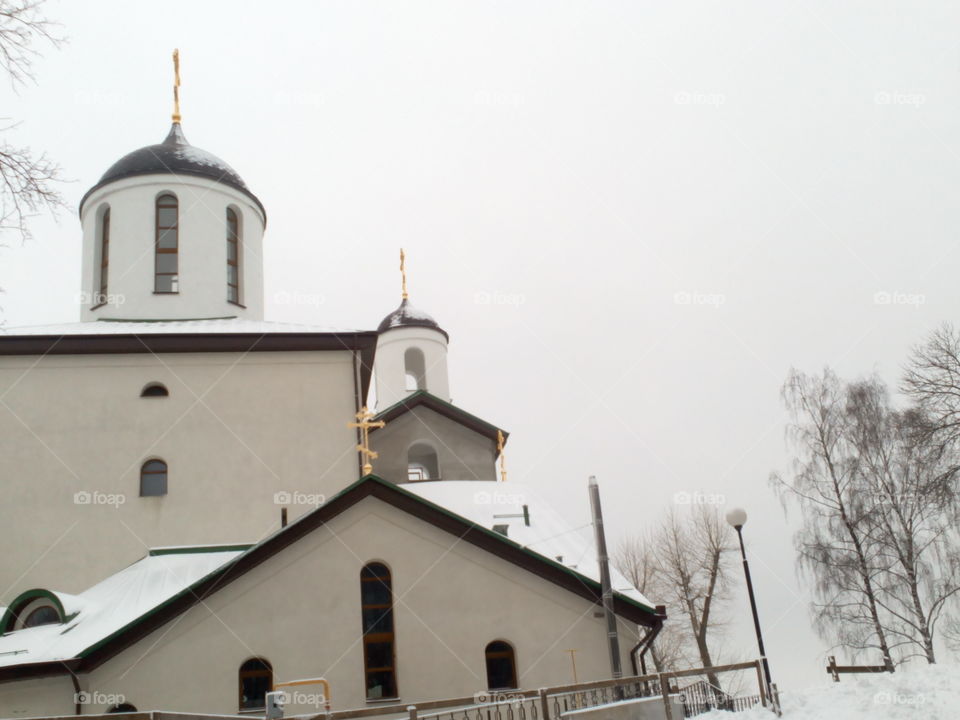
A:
<box><xmin>497</xmin><ymin>429</ymin><xmax>508</xmax><ymax>483</ymax></box>
<box><xmin>172</xmin><ymin>48</ymin><xmax>182</xmax><ymax>123</ymax></box>
<box><xmin>348</xmin><ymin>407</ymin><xmax>386</xmax><ymax>475</ymax></box>
<box><xmin>400</xmin><ymin>248</ymin><xmax>409</xmax><ymax>300</ymax></box>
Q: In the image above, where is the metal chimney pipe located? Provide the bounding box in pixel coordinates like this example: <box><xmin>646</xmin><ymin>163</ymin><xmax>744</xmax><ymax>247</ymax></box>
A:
<box><xmin>589</xmin><ymin>475</ymin><xmax>622</xmax><ymax>679</ymax></box>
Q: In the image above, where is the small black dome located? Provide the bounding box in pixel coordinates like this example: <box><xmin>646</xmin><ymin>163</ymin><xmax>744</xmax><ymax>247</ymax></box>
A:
<box><xmin>378</xmin><ymin>299</ymin><xmax>448</xmax><ymax>339</ymax></box>
<box><xmin>80</xmin><ymin>123</ymin><xmax>265</xmax><ymax>219</ymax></box>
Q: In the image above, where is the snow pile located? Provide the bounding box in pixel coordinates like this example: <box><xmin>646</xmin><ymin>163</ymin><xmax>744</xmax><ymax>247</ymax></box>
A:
<box><xmin>698</xmin><ymin>664</ymin><xmax>960</xmax><ymax>720</ymax></box>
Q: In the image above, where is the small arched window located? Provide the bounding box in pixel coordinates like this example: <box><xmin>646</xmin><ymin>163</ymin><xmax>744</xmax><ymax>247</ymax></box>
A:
<box><xmin>361</xmin><ymin>562</ymin><xmax>397</xmax><ymax>699</ymax></box>
<box><xmin>23</xmin><ymin>605</ymin><xmax>60</xmax><ymax>628</ymax></box>
<box><xmin>96</xmin><ymin>206</ymin><xmax>110</xmax><ymax>306</ymax></box>
<box><xmin>226</xmin><ymin>208</ymin><xmax>241</xmax><ymax>304</ymax></box>
<box><xmin>140</xmin><ymin>383</ymin><xmax>169</xmax><ymax>397</ymax></box>
<box><xmin>239</xmin><ymin>658</ymin><xmax>272</xmax><ymax>711</ymax></box>
<box><xmin>407</xmin><ymin>443</ymin><xmax>440</xmax><ymax>481</ymax></box>
<box><xmin>140</xmin><ymin>460</ymin><xmax>168</xmax><ymax>497</ymax></box>
<box><xmin>485</xmin><ymin>641</ymin><xmax>517</xmax><ymax>690</ymax></box>
<box><xmin>404</xmin><ymin>347</ymin><xmax>426</xmax><ymax>392</ymax></box>
<box><xmin>155</xmin><ymin>193</ymin><xmax>179</xmax><ymax>293</ymax></box>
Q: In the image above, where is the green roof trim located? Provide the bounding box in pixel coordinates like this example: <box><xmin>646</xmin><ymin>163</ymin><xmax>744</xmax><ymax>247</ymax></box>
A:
<box><xmin>373</xmin><ymin>390</ymin><xmax>508</xmax><ymax>445</ymax></box>
<box><xmin>148</xmin><ymin>544</ymin><xmax>253</xmax><ymax>556</ymax></box>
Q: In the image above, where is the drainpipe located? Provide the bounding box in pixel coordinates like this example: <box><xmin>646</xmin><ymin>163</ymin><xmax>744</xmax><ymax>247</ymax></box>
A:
<box><xmin>629</xmin><ymin>605</ymin><xmax>667</xmax><ymax>675</ymax></box>
<box><xmin>588</xmin><ymin>476</ymin><xmax>621</xmax><ymax>679</ymax></box>
<box><xmin>69</xmin><ymin>669</ymin><xmax>82</xmax><ymax>715</ymax></box>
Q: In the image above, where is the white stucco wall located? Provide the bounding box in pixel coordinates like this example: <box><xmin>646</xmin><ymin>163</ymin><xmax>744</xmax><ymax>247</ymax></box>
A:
<box><xmin>373</xmin><ymin>327</ymin><xmax>450</xmax><ymax>410</ymax></box>
<box><xmin>0</xmin><ymin>497</ymin><xmax>645</xmax><ymax>716</ymax></box>
<box><xmin>0</xmin><ymin>349</ymin><xmax>360</xmax><ymax>597</ymax></box>
<box><xmin>79</xmin><ymin>175</ymin><xmax>265</xmax><ymax>321</ymax></box>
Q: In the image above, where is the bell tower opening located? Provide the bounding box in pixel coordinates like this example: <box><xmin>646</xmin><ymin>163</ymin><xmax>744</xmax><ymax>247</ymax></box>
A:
<box><xmin>404</xmin><ymin>347</ymin><xmax>426</xmax><ymax>392</ymax></box>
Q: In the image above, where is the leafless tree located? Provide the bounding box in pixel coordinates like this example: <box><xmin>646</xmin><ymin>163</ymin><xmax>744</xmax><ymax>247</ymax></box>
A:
<box><xmin>0</xmin><ymin>0</ymin><xmax>66</xmax><ymax>245</ymax></box>
<box><xmin>651</xmin><ymin>506</ymin><xmax>734</xmax><ymax>688</ymax></box>
<box><xmin>902</xmin><ymin>323</ymin><xmax>960</xmax><ymax>469</ymax></box>
<box><xmin>846</xmin><ymin>378</ymin><xmax>960</xmax><ymax>663</ymax></box>
<box><xmin>614</xmin><ymin>534</ymin><xmax>688</xmax><ymax>673</ymax></box>
<box><xmin>771</xmin><ymin>368</ymin><xmax>895</xmax><ymax>669</ymax></box>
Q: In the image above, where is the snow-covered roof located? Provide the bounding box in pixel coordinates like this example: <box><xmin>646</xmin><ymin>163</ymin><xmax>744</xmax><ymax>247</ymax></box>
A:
<box><xmin>0</xmin><ymin>548</ymin><xmax>245</xmax><ymax>668</ymax></box>
<box><xmin>406</xmin><ymin>481</ymin><xmax>653</xmax><ymax>608</ymax></box>
<box><xmin>0</xmin><ymin>318</ymin><xmax>360</xmax><ymax>337</ymax></box>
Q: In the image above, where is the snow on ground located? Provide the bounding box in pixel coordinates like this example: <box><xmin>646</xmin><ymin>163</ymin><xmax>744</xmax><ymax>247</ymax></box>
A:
<box><xmin>698</xmin><ymin>664</ymin><xmax>960</xmax><ymax>720</ymax></box>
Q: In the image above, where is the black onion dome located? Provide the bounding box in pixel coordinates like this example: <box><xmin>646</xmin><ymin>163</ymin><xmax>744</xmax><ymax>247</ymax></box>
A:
<box><xmin>79</xmin><ymin>123</ymin><xmax>265</xmax><ymax>220</ymax></box>
<box><xmin>377</xmin><ymin>299</ymin><xmax>448</xmax><ymax>339</ymax></box>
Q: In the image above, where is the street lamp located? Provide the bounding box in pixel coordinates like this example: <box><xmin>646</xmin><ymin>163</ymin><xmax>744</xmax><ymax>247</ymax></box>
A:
<box><xmin>726</xmin><ymin>508</ymin><xmax>779</xmax><ymax>714</ymax></box>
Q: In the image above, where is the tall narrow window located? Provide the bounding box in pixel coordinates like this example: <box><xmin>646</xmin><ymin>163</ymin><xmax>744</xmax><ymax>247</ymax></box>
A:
<box><xmin>226</xmin><ymin>208</ymin><xmax>241</xmax><ymax>304</ymax></box>
<box><xmin>239</xmin><ymin>658</ymin><xmax>272</xmax><ymax>711</ymax></box>
<box><xmin>97</xmin><ymin>207</ymin><xmax>110</xmax><ymax>305</ymax></box>
<box><xmin>404</xmin><ymin>348</ymin><xmax>426</xmax><ymax>392</ymax></box>
<box><xmin>360</xmin><ymin>562</ymin><xmax>397</xmax><ymax>699</ymax></box>
<box><xmin>485</xmin><ymin>641</ymin><xmax>517</xmax><ymax>690</ymax></box>
<box><xmin>155</xmin><ymin>193</ymin><xmax>179</xmax><ymax>293</ymax></box>
<box><xmin>140</xmin><ymin>459</ymin><xmax>168</xmax><ymax>497</ymax></box>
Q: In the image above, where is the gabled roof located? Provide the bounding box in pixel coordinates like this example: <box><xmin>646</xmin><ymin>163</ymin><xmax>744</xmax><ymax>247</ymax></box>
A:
<box><xmin>373</xmin><ymin>390</ymin><xmax>508</xmax><ymax>446</ymax></box>
<box><xmin>0</xmin><ymin>475</ymin><xmax>660</xmax><ymax>683</ymax></box>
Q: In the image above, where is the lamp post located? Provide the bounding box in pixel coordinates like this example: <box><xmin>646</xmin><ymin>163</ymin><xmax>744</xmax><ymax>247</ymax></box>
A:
<box><xmin>726</xmin><ymin>508</ymin><xmax>778</xmax><ymax>714</ymax></box>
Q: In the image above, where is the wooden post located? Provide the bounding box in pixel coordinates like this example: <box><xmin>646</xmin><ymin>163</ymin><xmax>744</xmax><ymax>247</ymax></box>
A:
<box><xmin>538</xmin><ymin>688</ymin><xmax>550</xmax><ymax>720</ymax></box>
<box><xmin>658</xmin><ymin>674</ymin><xmax>674</xmax><ymax>720</ymax></box>
<box><xmin>827</xmin><ymin>656</ymin><xmax>839</xmax><ymax>683</ymax></box>
<box><xmin>408</xmin><ymin>706</ymin><xmax>418</xmax><ymax>720</ymax></box>
<box><xmin>754</xmin><ymin>659</ymin><xmax>768</xmax><ymax>706</ymax></box>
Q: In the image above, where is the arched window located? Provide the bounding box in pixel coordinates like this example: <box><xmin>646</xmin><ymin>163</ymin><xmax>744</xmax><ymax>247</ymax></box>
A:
<box><xmin>23</xmin><ymin>605</ymin><xmax>60</xmax><ymax>628</ymax></box>
<box><xmin>407</xmin><ymin>443</ymin><xmax>440</xmax><ymax>481</ymax></box>
<box><xmin>96</xmin><ymin>206</ymin><xmax>110</xmax><ymax>306</ymax></box>
<box><xmin>360</xmin><ymin>562</ymin><xmax>397</xmax><ymax>699</ymax></box>
<box><xmin>107</xmin><ymin>704</ymin><xmax>138</xmax><ymax>714</ymax></box>
<box><xmin>140</xmin><ymin>460</ymin><xmax>168</xmax><ymax>497</ymax></box>
<box><xmin>140</xmin><ymin>383</ymin><xmax>169</xmax><ymax>397</ymax></box>
<box><xmin>155</xmin><ymin>193</ymin><xmax>179</xmax><ymax>293</ymax></box>
<box><xmin>239</xmin><ymin>658</ymin><xmax>272</xmax><ymax>711</ymax></box>
<box><xmin>226</xmin><ymin>208</ymin><xmax>241</xmax><ymax>304</ymax></box>
<box><xmin>404</xmin><ymin>347</ymin><xmax>426</xmax><ymax>392</ymax></box>
<box><xmin>485</xmin><ymin>641</ymin><xmax>517</xmax><ymax>690</ymax></box>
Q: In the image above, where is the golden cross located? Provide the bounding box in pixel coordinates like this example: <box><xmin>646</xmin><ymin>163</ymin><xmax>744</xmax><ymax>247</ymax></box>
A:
<box><xmin>400</xmin><ymin>248</ymin><xmax>409</xmax><ymax>300</ymax></box>
<box><xmin>497</xmin><ymin>429</ymin><xmax>508</xmax><ymax>483</ymax></box>
<box><xmin>172</xmin><ymin>48</ymin><xmax>182</xmax><ymax>123</ymax></box>
<box><xmin>348</xmin><ymin>406</ymin><xmax>386</xmax><ymax>475</ymax></box>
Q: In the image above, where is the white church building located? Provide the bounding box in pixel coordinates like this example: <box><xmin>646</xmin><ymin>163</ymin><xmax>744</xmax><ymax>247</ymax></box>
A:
<box><xmin>0</xmin><ymin>66</ymin><xmax>663</xmax><ymax>717</ymax></box>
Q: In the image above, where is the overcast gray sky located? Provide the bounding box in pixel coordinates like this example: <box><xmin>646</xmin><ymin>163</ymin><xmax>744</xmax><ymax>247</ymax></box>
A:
<box><xmin>2</xmin><ymin>0</ymin><xmax>959</xmax><ymax>692</ymax></box>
